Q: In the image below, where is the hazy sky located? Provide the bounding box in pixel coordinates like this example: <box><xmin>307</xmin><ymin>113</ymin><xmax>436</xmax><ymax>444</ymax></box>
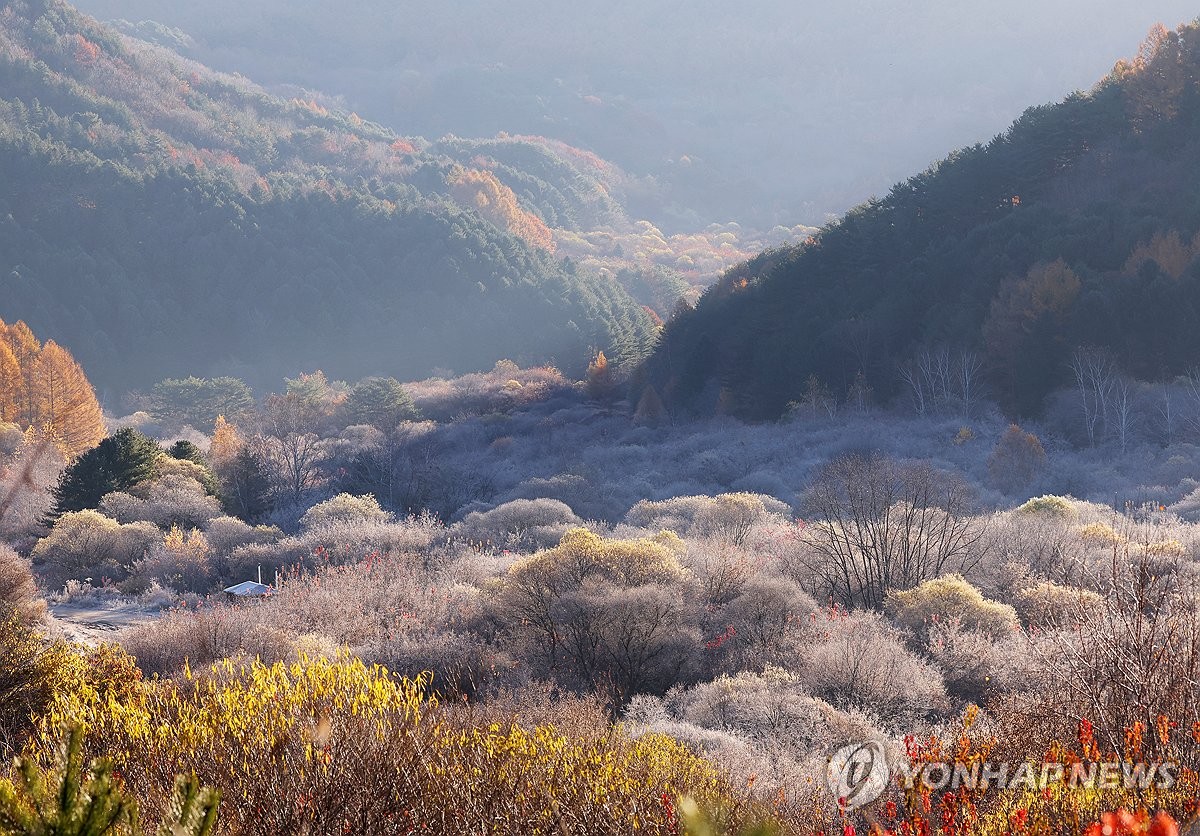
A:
<box><xmin>74</xmin><ymin>0</ymin><xmax>1200</xmax><ymax>226</ymax></box>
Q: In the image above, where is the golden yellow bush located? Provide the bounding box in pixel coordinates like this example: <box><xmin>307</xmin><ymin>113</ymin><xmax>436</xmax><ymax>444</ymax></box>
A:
<box><xmin>0</xmin><ymin>618</ymin><xmax>89</xmax><ymax>760</ymax></box>
<box><xmin>33</xmin><ymin>654</ymin><xmax>737</xmax><ymax>835</ymax></box>
<box><xmin>1080</xmin><ymin>522</ymin><xmax>1125</xmax><ymax>545</ymax></box>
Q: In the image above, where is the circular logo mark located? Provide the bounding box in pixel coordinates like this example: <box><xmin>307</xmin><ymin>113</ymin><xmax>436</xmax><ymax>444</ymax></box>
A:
<box><xmin>827</xmin><ymin>741</ymin><xmax>889</xmax><ymax>811</ymax></box>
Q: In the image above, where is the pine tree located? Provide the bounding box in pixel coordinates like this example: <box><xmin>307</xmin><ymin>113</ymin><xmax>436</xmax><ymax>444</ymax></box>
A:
<box><xmin>220</xmin><ymin>447</ymin><xmax>273</xmax><ymax>522</ymax></box>
<box><xmin>149</xmin><ymin>377</ymin><xmax>254</xmax><ymax>429</ymax></box>
<box><xmin>343</xmin><ymin>377</ymin><xmax>418</xmax><ymax>430</ymax></box>
<box><xmin>167</xmin><ymin>440</ymin><xmax>206</xmax><ymax>466</ymax></box>
<box><xmin>30</xmin><ymin>341</ymin><xmax>105</xmax><ymax>458</ymax></box>
<box><xmin>49</xmin><ymin>429</ymin><xmax>161</xmax><ymax>520</ymax></box>
<box><xmin>0</xmin><ymin>725</ymin><xmax>219</xmax><ymax>836</ymax></box>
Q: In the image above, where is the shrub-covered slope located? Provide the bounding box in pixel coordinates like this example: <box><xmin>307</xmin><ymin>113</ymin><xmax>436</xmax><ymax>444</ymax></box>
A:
<box><xmin>646</xmin><ymin>24</ymin><xmax>1200</xmax><ymax>418</ymax></box>
<box><xmin>0</xmin><ymin>0</ymin><xmax>657</xmax><ymax>393</ymax></box>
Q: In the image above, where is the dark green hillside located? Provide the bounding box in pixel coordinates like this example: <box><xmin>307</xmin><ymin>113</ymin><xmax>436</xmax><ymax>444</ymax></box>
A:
<box><xmin>0</xmin><ymin>0</ymin><xmax>656</xmax><ymax>394</ymax></box>
<box><xmin>645</xmin><ymin>24</ymin><xmax>1200</xmax><ymax>418</ymax></box>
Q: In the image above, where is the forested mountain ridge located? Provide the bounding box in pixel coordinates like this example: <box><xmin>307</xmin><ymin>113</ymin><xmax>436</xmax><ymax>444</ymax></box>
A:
<box><xmin>645</xmin><ymin>23</ymin><xmax>1200</xmax><ymax>419</ymax></box>
<box><xmin>0</xmin><ymin>0</ymin><xmax>659</xmax><ymax>395</ymax></box>
<box><xmin>70</xmin><ymin>0</ymin><xmax>1198</xmax><ymax>230</ymax></box>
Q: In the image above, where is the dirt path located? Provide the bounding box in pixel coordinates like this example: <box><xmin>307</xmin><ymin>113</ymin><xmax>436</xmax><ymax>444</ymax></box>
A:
<box><xmin>48</xmin><ymin>600</ymin><xmax>160</xmax><ymax>645</ymax></box>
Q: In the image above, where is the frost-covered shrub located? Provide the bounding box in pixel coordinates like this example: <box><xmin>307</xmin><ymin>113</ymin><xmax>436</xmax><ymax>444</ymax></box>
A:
<box><xmin>357</xmin><ymin>629</ymin><xmax>505</xmax><ymax>700</ymax></box>
<box><xmin>1169</xmin><ymin>485</ymin><xmax>1200</xmax><ymax>520</ymax></box>
<box><xmin>0</xmin><ymin>434</ymin><xmax>66</xmax><ymax>545</ymax></box>
<box><xmin>99</xmin><ymin>474</ymin><xmax>221</xmax><ymax>529</ymax></box>
<box><xmin>203</xmin><ymin>516</ymin><xmax>280</xmax><ymax>556</ymax></box>
<box><xmin>627</xmin><ymin>667</ymin><xmax>882</xmax><ymax>808</ymax></box>
<box><xmin>624</xmin><ymin>699</ymin><xmax>836</xmax><ymax>817</ymax></box>
<box><xmin>31</xmin><ymin>510</ymin><xmax>159</xmax><ymax>586</ymax></box>
<box><xmin>500</xmin><ymin>473</ymin><xmax>623</xmax><ymax>522</ymax></box>
<box><xmin>884</xmin><ymin>574</ymin><xmax>1019</xmax><ymax>640</ymax></box>
<box><xmin>923</xmin><ymin>621</ymin><xmax>1028</xmax><ymax>704</ymax></box>
<box><xmin>1079</xmin><ymin>521</ymin><xmax>1124</xmax><ymax>545</ymax></box>
<box><xmin>227</xmin><ymin>516</ymin><xmax>446</xmax><ymax>583</ymax></box>
<box><xmin>495</xmin><ymin>529</ymin><xmax>701</xmax><ymax>703</ymax></box>
<box><xmin>407</xmin><ymin>361</ymin><xmax>570</xmax><ymax>420</ymax></box>
<box><xmin>96</xmin><ymin>492</ymin><xmax>143</xmax><ymax>523</ymax></box>
<box><xmin>148</xmin><ymin>456</ymin><xmax>220</xmax><ymax>496</ymax></box>
<box><xmin>662</xmin><ymin>667</ymin><xmax>879</xmax><ymax>751</ymax></box>
<box><xmin>120</xmin><ymin>603</ymin><xmax>294</xmax><ymax>677</ymax></box>
<box><xmin>729</xmin><ymin>471</ymin><xmax>793</xmax><ymax>503</ymax></box>
<box><xmin>0</xmin><ymin>542</ymin><xmax>44</xmax><ymax>625</ymax></box>
<box><xmin>267</xmin><ymin>559</ymin><xmax>475</xmax><ymax>648</ymax></box>
<box><xmin>0</xmin><ymin>423</ymin><xmax>23</xmax><ymax>457</ymax></box>
<box><xmin>625</xmin><ymin>495</ymin><xmax>711</xmax><ymax>532</ymax></box>
<box><xmin>300</xmin><ymin>493</ymin><xmax>391</xmax><ymax>531</ymax></box>
<box><xmin>986</xmin><ymin>509</ymin><xmax>1081</xmax><ymax>580</ymax></box>
<box><xmin>695</xmin><ymin>493</ymin><xmax>790</xmax><ymax>545</ymax></box>
<box><xmin>131</xmin><ymin>525</ymin><xmax>214</xmax><ymax>594</ymax></box>
<box><xmin>713</xmin><ymin>575</ymin><xmax>818</xmax><ymax>672</ymax></box>
<box><xmin>679</xmin><ymin>540</ymin><xmax>760</xmax><ymax>607</ymax></box>
<box><xmin>625</xmin><ymin>493</ymin><xmax>789</xmax><ymax>543</ymax></box>
<box><xmin>1012</xmin><ymin>581</ymin><xmax>1104</xmax><ymax>627</ymax></box>
<box><xmin>123</xmin><ymin>544</ymin><xmax>476</xmax><ymax>678</ymax></box>
<box><xmin>799</xmin><ymin>611</ymin><xmax>947</xmax><ymax>722</ymax></box>
<box><xmin>454</xmin><ymin>498</ymin><xmax>582</xmax><ymax>550</ymax></box>
<box><xmin>689</xmin><ymin>449</ymin><xmax>744</xmax><ymax>485</ymax></box>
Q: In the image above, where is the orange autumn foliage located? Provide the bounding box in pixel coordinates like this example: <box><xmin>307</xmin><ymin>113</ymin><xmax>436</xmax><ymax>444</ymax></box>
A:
<box><xmin>1124</xmin><ymin>230</ymin><xmax>1200</xmax><ymax>280</ymax></box>
<box><xmin>0</xmin><ymin>318</ymin><xmax>104</xmax><ymax>457</ymax></box>
<box><xmin>448</xmin><ymin>167</ymin><xmax>556</xmax><ymax>253</ymax></box>
<box><xmin>209</xmin><ymin>414</ymin><xmax>244</xmax><ymax>465</ymax></box>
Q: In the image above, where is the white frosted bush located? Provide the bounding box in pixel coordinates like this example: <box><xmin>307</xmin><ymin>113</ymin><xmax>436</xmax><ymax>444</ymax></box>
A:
<box><xmin>31</xmin><ymin>510</ymin><xmax>158</xmax><ymax>586</ymax></box>
<box><xmin>714</xmin><ymin>574</ymin><xmax>818</xmax><ymax>672</ymax></box>
<box><xmin>625</xmin><ymin>492</ymin><xmax>789</xmax><ymax>543</ymax></box>
<box><xmin>923</xmin><ymin>620</ymin><xmax>1029</xmax><ymax>703</ymax></box>
<box><xmin>228</xmin><ymin>516</ymin><xmax>445</xmax><ymax>581</ymax></box>
<box><xmin>203</xmin><ymin>516</ymin><xmax>280</xmax><ymax>556</ymax></box>
<box><xmin>300</xmin><ymin>493</ymin><xmax>391</xmax><ymax>531</ymax></box>
<box><xmin>799</xmin><ymin>611</ymin><xmax>947</xmax><ymax>723</ymax></box>
<box><xmin>453</xmin><ymin>497</ymin><xmax>582</xmax><ymax>550</ymax></box>
<box><xmin>100</xmin><ymin>474</ymin><xmax>221</xmax><ymax>529</ymax></box>
<box><xmin>665</xmin><ymin>667</ymin><xmax>878</xmax><ymax>751</ymax></box>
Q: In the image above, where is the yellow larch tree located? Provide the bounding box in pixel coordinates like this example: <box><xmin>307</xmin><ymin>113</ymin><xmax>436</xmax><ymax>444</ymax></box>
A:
<box><xmin>209</xmin><ymin>414</ymin><xmax>244</xmax><ymax>465</ymax></box>
<box><xmin>29</xmin><ymin>340</ymin><xmax>105</xmax><ymax>457</ymax></box>
<box><xmin>0</xmin><ymin>318</ymin><xmax>41</xmax><ymax>427</ymax></box>
<box><xmin>0</xmin><ymin>341</ymin><xmax>19</xmax><ymax>423</ymax></box>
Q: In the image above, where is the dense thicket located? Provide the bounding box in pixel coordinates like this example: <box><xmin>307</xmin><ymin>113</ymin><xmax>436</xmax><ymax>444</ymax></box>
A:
<box><xmin>0</xmin><ymin>0</ymin><xmax>657</xmax><ymax>394</ymax></box>
<box><xmin>646</xmin><ymin>24</ymin><xmax>1200</xmax><ymax>418</ymax></box>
